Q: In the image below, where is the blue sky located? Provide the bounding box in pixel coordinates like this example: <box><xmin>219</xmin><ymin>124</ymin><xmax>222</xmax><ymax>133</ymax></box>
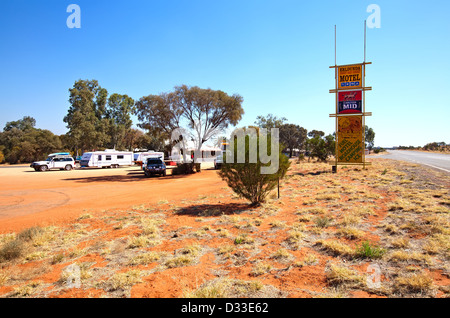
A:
<box><xmin>0</xmin><ymin>0</ymin><xmax>449</xmax><ymax>148</ymax></box>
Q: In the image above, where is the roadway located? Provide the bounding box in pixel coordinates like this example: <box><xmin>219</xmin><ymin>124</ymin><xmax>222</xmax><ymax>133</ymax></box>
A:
<box><xmin>377</xmin><ymin>150</ymin><xmax>450</xmax><ymax>174</ymax></box>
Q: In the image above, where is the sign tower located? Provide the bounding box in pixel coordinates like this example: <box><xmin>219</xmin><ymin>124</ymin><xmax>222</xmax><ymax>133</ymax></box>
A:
<box><xmin>329</xmin><ymin>22</ymin><xmax>372</xmax><ymax>171</ymax></box>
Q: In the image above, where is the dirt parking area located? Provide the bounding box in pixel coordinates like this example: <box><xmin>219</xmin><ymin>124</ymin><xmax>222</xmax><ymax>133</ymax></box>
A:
<box><xmin>0</xmin><ymin>164</ymin><xmax>224</xmax><ymax>234</ymax></box>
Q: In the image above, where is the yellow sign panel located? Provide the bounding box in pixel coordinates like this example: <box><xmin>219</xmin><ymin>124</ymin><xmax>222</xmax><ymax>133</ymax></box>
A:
<box><xmin>337</xmin><ymin>116</ymin><xmax>363</xmax><ymax>163</ymax></box>
<box><xmin>338</xmin><ymin>64</ymin><xmax>362</xmax><ymax>90</ymax></box>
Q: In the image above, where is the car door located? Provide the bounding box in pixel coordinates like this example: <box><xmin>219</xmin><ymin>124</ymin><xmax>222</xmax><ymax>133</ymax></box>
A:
<box><xmin>54</xmin><ymin>158</ymin><xmax>65</xmax><ymax>169</ymax></box>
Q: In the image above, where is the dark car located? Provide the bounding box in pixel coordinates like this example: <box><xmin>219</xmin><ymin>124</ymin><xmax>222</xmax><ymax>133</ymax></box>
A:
<box><xmin>144</xmin><ymin>158</ymin><xmax>166</xmax><ymax>177</ymax></box>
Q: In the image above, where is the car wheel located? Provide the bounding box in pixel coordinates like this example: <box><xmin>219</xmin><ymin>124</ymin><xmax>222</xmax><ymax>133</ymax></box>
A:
<box><xmin>144</xmin><ymin>171</ymin><xmax>150</xmax><ymax>178</ymax></box>
<box><xmin>65</xmin><ymin>165</ymin><xmax>73</xmax><ymax>171</ymax></box>
<box><xmin>39</xmin><ymin>165</ymin><xmax>48</xmax><ymax>172</ymax></box>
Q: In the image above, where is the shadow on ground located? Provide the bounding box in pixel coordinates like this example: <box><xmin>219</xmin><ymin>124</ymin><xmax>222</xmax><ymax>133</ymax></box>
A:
<box><xmin>175</xmin><ymin>202</ymin><xmax>255</xmax><ymax>217</ymax></box>
<box><xmin>62</xmin><ymin>171</ymin><xmax>191</xmax><ymax>183</ymax></box>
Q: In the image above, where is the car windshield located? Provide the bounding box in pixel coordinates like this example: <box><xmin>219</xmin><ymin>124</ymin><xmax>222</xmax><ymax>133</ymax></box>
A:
<box><xmin>147</xmin><ymin>159</ymin><xmax>163</xmax><ymax>165</ymax></box>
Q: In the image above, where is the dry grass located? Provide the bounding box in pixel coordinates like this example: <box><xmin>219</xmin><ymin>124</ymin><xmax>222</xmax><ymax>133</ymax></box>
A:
<box><xmin>0</xmin><ymin>158</ymin><xmax>448</xmax><ymax>298</ymax></box>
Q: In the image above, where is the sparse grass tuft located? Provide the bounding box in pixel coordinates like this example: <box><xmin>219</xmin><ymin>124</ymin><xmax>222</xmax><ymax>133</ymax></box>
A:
<box><xmin>314</xmin><ymin>215</ymin><xmax>333</xmax><ymax>228</ymax></box>
<box><xmin>109</xmin><ymin>270</ymin><xmax>143</xmax><ymax>291</ymax></box>
<box><xmin>394</xmin><ymin>272</ymin><xmax>434</xmax><ymax>294</ymax></box>
<box><xmin>326</xmin><ymin>264</ymin><xmax>364</xmax><ymax>287</ymax></box>
<box><xmin>316</xmin><ymin>240</ymin><xmax>355</xmax><ymax>257</ymax></box>
<box><xmin>355</xmin><ymin>241</ymin><xmax>386</xmax><ymax>259</ymax></box>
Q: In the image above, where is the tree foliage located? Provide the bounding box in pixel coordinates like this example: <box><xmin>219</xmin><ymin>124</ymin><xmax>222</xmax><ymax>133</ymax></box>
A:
<box><xmin>219</xmin><ymin>128</ymin><xmax>290</xmax><ymax>206</ymax></box>
<box><xmin>279</xmin><ymin>123</ymin><xmax>308</xmax><ymax>157</ymax></box>
<box><xmin>0</xmin><ymin>117</ymin><xmax>62</xmax><ymax>164</ymax></box>
<box><xmin>365</xmin><ymin>125</ymin><xmax>375</xmax><ymax>152</ymax></box>
<box><xmin>134</xmin><ymin>85</ymin><xmax>244</xmax><ymax>162</ymax></box>
<box><xmin>105</xmin><ymin>93</ymin><xmax>135</xmax><ymax>149</ymax></box>
<box><xmin>63</xmin><ymin>79</ymin><xmax>138</xmax><ymax>152</ymax></box>
<box><xmin>306</xmin><ymin>133</ymin><xmax>335</xmax><ymax>161</ymax></box>
<box><xmin>254</xmin><ymin>113</ymin><xmax>287</xmax><ymax>130</ymax></box>
<box><xmin>63</xmin><ymin>79</ymin><xmax>109</xmax><ymax>152</ymax></box>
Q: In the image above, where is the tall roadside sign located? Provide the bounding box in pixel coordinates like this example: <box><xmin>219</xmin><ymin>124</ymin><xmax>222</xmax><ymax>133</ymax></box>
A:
<box><xmin>329</xmin><ymin>23</ymin><xmax>372</xmax><ymax>171</ymax></box>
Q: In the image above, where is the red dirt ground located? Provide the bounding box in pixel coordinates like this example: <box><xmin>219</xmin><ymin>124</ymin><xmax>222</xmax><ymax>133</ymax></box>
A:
<box><xmin>0</xmin><ymin>161</ymin><xmax>448</xmax><ymax>298</ymax></box>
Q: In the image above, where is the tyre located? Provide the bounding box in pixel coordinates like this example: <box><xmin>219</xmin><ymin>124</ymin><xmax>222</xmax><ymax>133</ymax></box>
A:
<box><xmin>144</xmin><ymin>171</ymin><xmax>150</xmax><ymax>178</ymax></box>
<box><xmin>65</xmin><ymin>165</ymin><xmax>73</xmax><ymax>171</ymax></box>
<box><xmin>39</xmin><ymin>165</ymin><xmax>48</xmax><ymax>172</ymax></box>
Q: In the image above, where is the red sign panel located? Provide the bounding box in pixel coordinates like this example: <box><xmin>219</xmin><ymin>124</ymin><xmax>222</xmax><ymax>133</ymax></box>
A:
<box><xmin>338</xmin><ymin>90</ymin><xmax>362</xmax><ymax>114</ymax></box>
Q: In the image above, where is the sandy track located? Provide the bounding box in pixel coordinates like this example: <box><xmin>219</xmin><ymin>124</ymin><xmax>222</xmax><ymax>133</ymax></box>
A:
<box><xmin>0</xmin><ymin>164</ymin><xmax>226</xmax><ymax>233</ymax></box>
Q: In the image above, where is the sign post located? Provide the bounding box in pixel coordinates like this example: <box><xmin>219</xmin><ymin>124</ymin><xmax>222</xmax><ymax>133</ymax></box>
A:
<box><xmin>329</xmin><ymin>23</ymin><xmax>372</xmax><ymax>171</ymax></box>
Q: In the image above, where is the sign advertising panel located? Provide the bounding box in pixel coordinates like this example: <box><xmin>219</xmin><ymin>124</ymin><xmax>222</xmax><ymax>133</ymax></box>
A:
<box><xmin>338</xmin><ymin>90</ymin><xmax>362</xmax><ymax>114</ymax></box>
<box><xmin>338</xmin><ymin>64</ymin><xmax>362</xmax><ymax>89</ymax></box>
<box><xmin>337</xmin><ymin>116</ymin><xmax>363</xmax><ymax>163</ymax></box>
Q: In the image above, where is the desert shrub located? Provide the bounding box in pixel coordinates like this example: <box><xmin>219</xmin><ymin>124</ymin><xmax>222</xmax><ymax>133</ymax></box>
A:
<box><xmin>0</xmin><ymin>239</ymin><xmax>26</xmax><ymax>262</ymax></box>
<box><xmin>219</xmin><ymin>128</ymin><xmax>290</xmax><ymax>206</ymax></box>
<box><xmin>314</xmin><ymin>215</ymin><xmax>333</xmax><ymax>228</ymax></box>
<box><xmin>17</xmin><ymin>227</ymin><xmax>43</xmax><ymax>242</ymax></box>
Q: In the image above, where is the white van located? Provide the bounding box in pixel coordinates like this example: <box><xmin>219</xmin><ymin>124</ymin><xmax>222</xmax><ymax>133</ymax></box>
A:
<box><xmin>80</xmin><ymin>150</ymin><xmax>133</xmax><ymax>168</ymax></box>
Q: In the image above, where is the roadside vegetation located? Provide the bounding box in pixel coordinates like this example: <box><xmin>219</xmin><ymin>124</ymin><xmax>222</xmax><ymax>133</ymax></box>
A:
<box><xmin>0</xmin><ymin>158</ymin><xmax>448</xmax><ymax>298</ymax></box>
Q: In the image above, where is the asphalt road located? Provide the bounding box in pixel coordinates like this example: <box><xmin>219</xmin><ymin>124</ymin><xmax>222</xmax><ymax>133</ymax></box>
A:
<box><xmin>378</xmin><ymin>150</ymin><xmax>450</xmax><ymax>174</ymax></box>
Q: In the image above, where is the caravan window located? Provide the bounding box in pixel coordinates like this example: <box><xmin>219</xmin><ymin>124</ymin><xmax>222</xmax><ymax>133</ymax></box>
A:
<box><xmin>106</xmin><ymin>155</ymin><xmax>111</xmax><ymax>161</ymax></box>
<box><xmin>98</xmin><ymin>155</ymin><xmax>102</xmax><ymax>161</ymax></box>
<box><xmin>118</xmin><ymin>155</ymin><xmax>124</xmax><ymax>159</ymax></box>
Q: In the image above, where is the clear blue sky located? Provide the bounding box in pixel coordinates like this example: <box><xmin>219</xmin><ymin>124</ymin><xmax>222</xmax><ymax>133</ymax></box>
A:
<box><xmin>0</xmin><ymin>0</ymin><xmax>449</xmax><ymax>148</ymax></box>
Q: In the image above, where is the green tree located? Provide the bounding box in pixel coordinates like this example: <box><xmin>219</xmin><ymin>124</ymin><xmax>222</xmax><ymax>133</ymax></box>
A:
<box><xmin>219</xmin><ymin>127</ymin><xmax>290</xmax><ymax>206</ymax></box>
<box><xmin>254</xmin><ymin>113</ymin><xmax>287</xmax><ymax>130</ymax></box>
<box><xmin>135</xmin><ymin>85</ymin><xmax>244</xmax><ymax>164</ymax></box>
<box><xmin>105</xmin><ymin>93</ymin><xmax>135</xmax><ymax>149</ymax></box>
<box><xmin>3</xmin><ymin>116</ymin><xmax>36</xmax><ymax>132</ymax></box>
<box><xmin>365</xmin><ymin>125</ymin><xmax>375</xmax><ymax>153</ymax></box>
<box><xmin>63</xmin><ymin>79</ymin><xmax>108</xmax><ymax>153</ymax></box>
<box><xmin>306</xmin><ymin>133</ymin><xmax>335</xmax><ymax>162</ymax></box>
<box><xmin>0</xmin><ymin>117</ymin><xmax>62</xmax><ymax>164</ymax></box>
<box><xmin>307</xmin><ymin>130</ymin><xmax>325</xmax><ymax>139</ymax></box>
<box><xmin>279</xmin><ymin>124</ymin><xmax>307</xmax><ymax>158</ymax></box>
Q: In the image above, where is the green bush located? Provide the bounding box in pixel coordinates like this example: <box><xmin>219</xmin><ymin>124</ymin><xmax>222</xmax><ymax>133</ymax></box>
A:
<box><xmin>219</xmin><ymin>128</ymin><xmax>290</xmax><ymax>206</ymax></box>
<box><xmin>355</xmin><ymin>241</ymin><xmax>386</xmax><ymax>259</ymax></box>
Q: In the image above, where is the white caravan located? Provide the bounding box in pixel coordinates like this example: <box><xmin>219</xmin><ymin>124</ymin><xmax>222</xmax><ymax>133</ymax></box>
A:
<box><xmin>134</xmin><ymin>151</ymin><xmax>164</xmax><ymax>165</ymax></box>
<box><xmin>80</xmin><ymin>150</ymin><xmax>133</xmax><ymax>168</ymax></box>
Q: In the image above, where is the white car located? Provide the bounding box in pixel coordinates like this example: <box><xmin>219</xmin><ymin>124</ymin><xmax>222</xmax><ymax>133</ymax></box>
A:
<box><xmin>30</xmin><ymin>153</ymin><xmax>75</xmax><ymax>171</ymax></box>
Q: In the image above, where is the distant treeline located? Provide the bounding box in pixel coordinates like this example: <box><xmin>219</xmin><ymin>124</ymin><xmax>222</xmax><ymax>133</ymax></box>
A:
<box><xmin>396</xmin><ymin>142</ymin><xmax>450</xmax><ymax>152</ymax></box>
<box><xmin>0</xmin><ymin>115</ymin><xmax>165</xmax><ymax>164</ymax></box>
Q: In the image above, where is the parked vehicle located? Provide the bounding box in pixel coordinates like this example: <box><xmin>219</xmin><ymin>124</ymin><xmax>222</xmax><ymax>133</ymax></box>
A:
<box><xmin>143</xmin><ymin>157</ymin><xmax>166</xmax><ymax>177</ymax></box>
<box><xmin>73</xmin><ymin>155</ymin><xmax>82</xmax><ymax>168</ymax></box>
<box><xmin>134</xmin><ymin>151</ymin><xmax>165</xmax><ymax>168</ymax></box>
<box><xmin>79</xmin><ymin>150</ymin><xmax>133</xmax><ymax>168</ymax></box>
<box><xmin>30</xmin><ymin>153</ymin><xmax>75</xmax><ymax>172</ymax></box>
